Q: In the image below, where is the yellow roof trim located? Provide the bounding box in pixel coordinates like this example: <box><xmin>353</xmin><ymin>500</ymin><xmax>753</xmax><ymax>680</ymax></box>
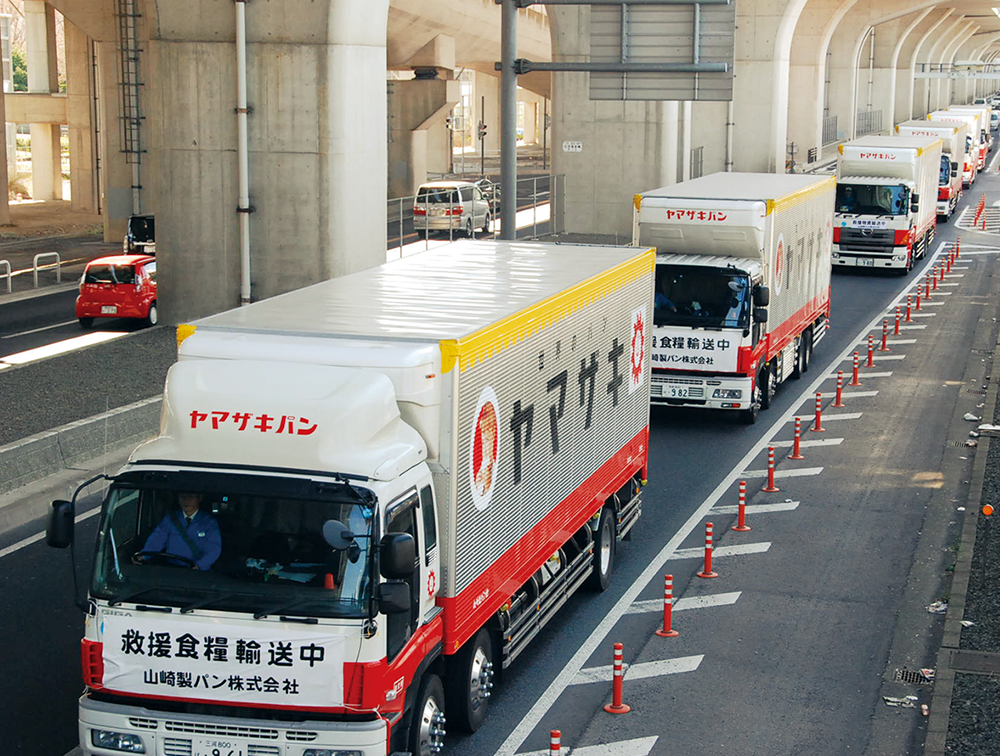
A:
<box><xmin>177</xmin><ymin>324</ymin><xmax>197</xmax><ymax>348</ymax></box>
<box><xmin>634</xmin><ymin>194</ymin><xmax>643</xmax><ymax>213</ymax></box>
<box><xmin>767</xmin><ymin>175</ymin><xmax>836</xmax><ymax>215</ymax></box>
<box><xmin>439</xmin><ymin>248</ymin><xmax>656</xmax><ymax>374</ymax></box>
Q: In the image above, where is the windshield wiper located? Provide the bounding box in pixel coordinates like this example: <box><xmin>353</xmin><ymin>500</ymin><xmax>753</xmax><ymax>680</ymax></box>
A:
<box><xmin>180</xmin><ymin>592</ymin><xmax>239</xmax><ymax>614</ymax></box>
<box><xmin>253</xmin><ymin>598</ymin><xmax>313</xmax><ymax>621</ymax></box>
<box><xmin>109</xmin><ymin>587</ymin><xmax>159</xmax><ymax>607</ymax></box>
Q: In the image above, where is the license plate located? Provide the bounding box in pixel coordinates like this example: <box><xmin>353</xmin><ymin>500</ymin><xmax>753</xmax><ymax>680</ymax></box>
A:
<box><xmin>193</xmin><ymin>738</ymin><xmax>244</xmax><ymax>756</ymax></box>
<box><xmin>858</xmin><ymin>259</ymin><xmax>874</xmax><ymax>267</ymax></box>
<box><xmin>101</xmin><ymin>305</ymin><xmax>118</xmax><ymax>314</ymax></box>
<box><xmin>667</xmin><ymin>386</ymin><xmax>689</xmax><ymax>398</ymax></box>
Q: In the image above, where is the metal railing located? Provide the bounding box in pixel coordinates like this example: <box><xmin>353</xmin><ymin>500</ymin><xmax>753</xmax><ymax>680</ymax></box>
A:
<box><xmin>386</xmin><ymin>174</ymin><xmax>564</xmax><ymax>257</ymax></box>
<box><xmin>32</xmin><ymin>252</ymin><xmax>61</xmax><ymax>288</ymax></box>
<box><xmin>690</xmin><ymin>146</ymin><xmax>704</xmax><ymax>179</ymax></box>
<box><xmin>822</xmin><ymin>115</ymin><xmax>838</xmax><ymax>145</ymax></box>
<box><xmin>0</xmin><ymin>260</ymin><xmax>10</xmax><ymax>294</ymax></box>
<box><xmin>855</xmin><ymin>109</ymin><xmax>882</xmax><ymax>137</ymax></box>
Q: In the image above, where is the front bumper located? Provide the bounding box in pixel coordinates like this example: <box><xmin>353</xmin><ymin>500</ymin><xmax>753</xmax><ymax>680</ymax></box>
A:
<box><xmin>832</xmin><ymin>248</ymin><xmax>909</xmax><ymax>269</ymax></box>
<box><xmin>650</xmin><ymin>373</ymin><xmax>752</xmax><ymax>410</ymax></box>
<box><xmin>78</xmin><ymin>694</ymin><xmax>387</xmax><ymax>756</ymax></box>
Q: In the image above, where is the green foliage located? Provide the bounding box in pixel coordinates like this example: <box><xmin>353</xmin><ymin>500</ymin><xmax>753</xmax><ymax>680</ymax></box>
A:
<box><xmin>12</xmin><ymin>48</ymin><xmax>26</xmax><ymax>92</ymax></box>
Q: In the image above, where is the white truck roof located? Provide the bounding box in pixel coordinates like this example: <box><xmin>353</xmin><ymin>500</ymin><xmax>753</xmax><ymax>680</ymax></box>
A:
<box><xmin>190</xmin><ymin>240</ymin><xmax>646</xmax><ymax>343</ymax></box>
<box><xmin>636</xmin><ymin>172</ymin><xmax>830</xmax><ymax>203</ymax></box>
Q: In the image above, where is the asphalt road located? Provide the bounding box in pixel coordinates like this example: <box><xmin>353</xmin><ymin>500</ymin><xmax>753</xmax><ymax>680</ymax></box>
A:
<box><xmin>1</xmin><ymin>180</ymin><xmax>998</xmax><ymax>756</ymax></box>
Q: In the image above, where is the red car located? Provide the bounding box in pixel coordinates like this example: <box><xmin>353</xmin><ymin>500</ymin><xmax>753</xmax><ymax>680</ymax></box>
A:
<box><xmin>76</xmin><ymin>255</ymin><xmax>158</xmax><ymax>328</ymax></box>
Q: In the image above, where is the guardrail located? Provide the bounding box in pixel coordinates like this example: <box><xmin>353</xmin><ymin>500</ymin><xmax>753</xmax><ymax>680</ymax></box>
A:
<box><xmin>32</xmin><ymin>252</ymin><xmax>61</xmax><ymax>288</ymax></box>
<box><xmin>0</xmin><ymin>260</ymin><xmax>10</xmax><ymax>294</ymax></box>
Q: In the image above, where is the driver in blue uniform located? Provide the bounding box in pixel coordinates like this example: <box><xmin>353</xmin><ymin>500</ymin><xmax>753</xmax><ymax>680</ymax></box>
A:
<box><xmin>135</xmin><ymin>492</ymin><xmax>222</xmax><ymax>570</ymax></box>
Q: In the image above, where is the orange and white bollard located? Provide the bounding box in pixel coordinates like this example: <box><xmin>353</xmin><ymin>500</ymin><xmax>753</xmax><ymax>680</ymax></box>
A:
<box><xmin>915</xmin><ymin>286</ymin><xmax>922</xmax><ymax>311</ymax></box>
<box><xmin>697</xmin><ymin>522</ymin><xmax>719</xmax><ymax>578</ymax></box>
<box><xmin>956</xmin><ymin>237</ymin><xmax>961</xmax><ymax>258</ymax></box>
<box><xmin>789</xmin><ymin>418</ymin><xmax>805</xmax><ymax>460</ymax></box>
<box><xmin>932</xmin><ymin>268</ymin><xmax>939</xmax><ymax>291</ymax></box>
<box><xmin>879</xmin><ymin>320</ymin><xmax>890</xmax><ymax>351</ymax></box>
<box><xmin>833</xmin><ymin>370</ymin><xmax>845</xmax><ymax>408</ymax></box>
<box><xmin>866</xmin><ymin>334</ymin><xmax>875</xmax><ymax>368</ymax></box>
<box><xmin>925</xmin><ymin>273</ymin><xmax>931</xmax><ymax>299</ymax></box>
<box><xmin>549</xmin><ymin>730</ymin><xmax>562</xmax><ymax>756</ymax></box>
<box><xmin>733</xmin><ymin>481</ymin><xmax>752</xmax><ymax>531</ymax></box>
<box><xmin>655</xmin><ymin>574</ymin><xmax>681</xmax><ymax>637</ymax></box>
<box><xmin>762</xmin><ymin>446</ymin><xmax>780</xmax><ymax>492</ymax></box>
<box><xmin>813</xmin><ymin>392</ymin><xmax>826</xmax><ymax>432</ymax></box>
<box><xmin>905</xmin><ymin>295</ymin><xmax>912</xmax><ymax>322</ymax></box>
<box><xmin>603</xmin><ymin>642</ymin><xmax>631</xmax><ymax>713</ymax></box>
<box><xmin>850</xmin><ymin>351</ymin><xmax>862</xmax><ymax>386</ymax></box>
<box><xmin>894</xmin><ymin>306</ymin><xmax>901</xmax><ymax>335</ymax></box>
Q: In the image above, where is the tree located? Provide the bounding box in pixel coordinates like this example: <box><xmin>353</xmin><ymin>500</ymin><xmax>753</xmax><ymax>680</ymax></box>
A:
<box><xmin>12</xmin><ymin>48</ymin><xmax>27</xmax><ymax>92</ymax></box>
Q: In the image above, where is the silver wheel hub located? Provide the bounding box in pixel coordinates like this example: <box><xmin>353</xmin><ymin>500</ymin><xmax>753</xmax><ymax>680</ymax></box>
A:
<box><xmin>418</xmin><ymin>696</ymin><xmax>446</xmax><ymax>755</ymax></box>
<box><xmin>470</xmin><ymin>652</ymin><xmax>494</xmax><ymax>710</ymax></box>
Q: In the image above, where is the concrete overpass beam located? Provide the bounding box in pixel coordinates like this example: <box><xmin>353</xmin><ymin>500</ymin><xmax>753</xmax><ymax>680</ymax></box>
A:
<box><xmin>388</xmin><ymin>76</ymin><xmax>461</xmax><ymax>197</ymax></box>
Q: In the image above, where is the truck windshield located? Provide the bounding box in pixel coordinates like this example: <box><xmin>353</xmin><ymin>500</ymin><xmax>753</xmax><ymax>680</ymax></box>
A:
<box><xmin>939</xmin><ymin>155</ymin><xmax>951</xmax><ymax>186</ymax></box>
<box><xmin>654</xmin><ymin>265</ymin><xmax>750</xmax><ymax>328</ymax></box>
<box><xmin>835</xmin><ymin>183</ymin><xmax>909</xmax><ymax>216</ymax></box>
<box><xmin>91</xmin><ymin>477</ymin><xmax>375</xmax><ymax>619</ymax></box>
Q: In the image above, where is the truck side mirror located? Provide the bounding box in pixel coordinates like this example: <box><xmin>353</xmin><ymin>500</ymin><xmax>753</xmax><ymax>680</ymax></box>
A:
<box><xmin>753</xmin><ymin>285</ymin><xmax>770</xmax><ymax>307</ymax></box>
<box><xmin>952</xmin><ymin>162</ymin><xmax>959</xmax><ymax>178</ymax></box>
<box><xmin>753</xmin><ymin>307</ymin><xmax>768</xmax><ymax>324</ymax></box>
<box><xmin>47</xmin><ymin>499</ymin><xmax>75</xmax><ymax>549</ymax></box>
<box><xmin>377</xmin><ymin>581</ymin><xmax>411</xmax><ymax>615</ymax></box>
<box><xmin>910</xmin><ymin>194</ymin><xmax>919</xmax><ymax>213</ymax></box>
<box><xmin>380</xmin><ymin>532</ymin><xmax>416</xmax><ymax>579</ymax></box>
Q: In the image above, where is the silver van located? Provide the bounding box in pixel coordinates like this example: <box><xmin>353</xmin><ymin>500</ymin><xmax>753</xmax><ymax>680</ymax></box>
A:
<box><xmin>413</xmin><ymin>181</ymin><xmax>492</xmax><ymax>236</ymax></box>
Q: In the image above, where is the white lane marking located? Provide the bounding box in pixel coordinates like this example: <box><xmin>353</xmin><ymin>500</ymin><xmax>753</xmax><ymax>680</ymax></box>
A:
<box><xmin>0</xmin><ymin>506</ymin><xmax>102</xmax><ymax>559</ymax></box>
<box><xmin>917</xmin><ymin>301</ymin><xmax>945</xmax><ymax>306</ymax></box>
<box><xmin>0</xmin><ymin>331</ymin><xmax>128</xmax><ymax>366</ymax></box>
<box><xmin>519</xmin><ymin>737</ymin><xmax>660</xmax><ymax>756</ymax></box>
<box><xmin>839</xmin><ymin>390</ymin><xmax>879</xmax><ymax>398</ymax></box>
<box><xmin>0</xmin><ymin>320</ymin><xmax>78</xmax><ymax>339</ymax></box>
<box><xmin>848</xmin><ymin>339</ymin><xmax>915</xmax><ymax>346</ymax></box>
<box><xmin>492</xmin><ymin>244</ymin><xmax>954</xmax><ymax>756</ymax></box>
<box><xmin>906</xmin><ymin>313</ymin><xmax>937</xmax><ymax>318</ymax></box>
<box><xmin>939</xmin><ymin>283</ymin><xmax>961</xmax><ymax>287</ymax></box>
<box><xmin>867</xmin><ymin>355</ymin><xmax>906</xmax><ymax>361</ymax></box>
<box><xmin>958</xmin><ymin>250</ymin><xmax>1000</xmax><ymax>256</ymax></box>
<box><xmin>571</xmin><ymin>656</ymin><xmax>704</xmax><ymax>686</ymax></box>
<box><xmin>741</xmin><ymin>467</ymin><xmax>823</xmax><ymax>479</ymax></box>
<box><xmin>669</xmin><ymin>542</ymin><xmax>772</xmax><ymax>560</ymax></box>
<box><xmin>797</xmin><ymin>412</ymin><xmax>863</xmax><ymax>421</ymax></box>
<box><xmin>835</xmin><ymin>370</ymin><xmax>894</xmax><ymax>378</ymax></box>
<box><xmin>769</xmin><ymin>438</ymin><xmax>843</xmax><ymax>448</ymax></box>
<box><xmin>713</xmin><ymin>501</ymin><xmax>800</xmax><ymax>515</ymax></box>
<box><xmin>627</xmin><ymin>592</ymin><xmax>741</xmax><ymax>615</ymax></box>
<box><xmin>896</xmin><ymin>324</ymin><xmax>927</xmax><ymax>329</ymax></box>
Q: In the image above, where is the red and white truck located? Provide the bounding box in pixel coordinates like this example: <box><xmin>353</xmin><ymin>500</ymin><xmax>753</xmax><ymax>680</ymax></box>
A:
<box><xmin>632</xmin><ymin>172</ymin><xmax>834</xmax><ymax>424</ymax></box>
<box><xmin>833</xmin><ymin>135</ymin><xmax>942</xmax><ymax>272</ymax></box>
<box><xmin>949</xmin><ymin>104</ymin><xmax>993</xmax><ymax>156</ymax></box>
<box><xmin>895</xmin><ymin>120</ymin><xmax>967</xmax><ymax>220</ymax></box>
<box><xmin>48</xmin><ymin>240</ymin><xmax>653</xmax><ymax>756</ymax></box>
<box><xmin>927</xmin><ymin>110</ymin><xmax>981</xmax><ymax>186</ymax></box>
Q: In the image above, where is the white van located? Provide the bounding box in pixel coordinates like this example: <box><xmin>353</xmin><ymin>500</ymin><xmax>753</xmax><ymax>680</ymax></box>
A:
<box><xmin>412</xmin><ymin>180</ymin><xmax>492</xmax><ymax>236</ymax></box>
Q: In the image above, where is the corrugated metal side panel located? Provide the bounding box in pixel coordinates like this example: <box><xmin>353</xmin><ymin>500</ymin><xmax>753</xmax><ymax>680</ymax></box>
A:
<box><xmin>444</xmin><ymin>270</ymin><xmax>653</xmax><ymax>596</ymax></box>
<box><xmin>766</xmin><ymin>180</ymin><xmax>834</xmax><ymax>330</ymax></box>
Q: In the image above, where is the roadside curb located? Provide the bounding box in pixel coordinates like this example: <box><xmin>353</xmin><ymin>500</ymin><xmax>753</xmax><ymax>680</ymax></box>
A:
<box><xmin>923</xmin><ymin>321</ymin><xmax>1000</xmax><ymax>756</ymax></box>
<box><xmin>0</xmin><ymin>396</ymin><xmax>161</xmax><ymax>497</ymax></box>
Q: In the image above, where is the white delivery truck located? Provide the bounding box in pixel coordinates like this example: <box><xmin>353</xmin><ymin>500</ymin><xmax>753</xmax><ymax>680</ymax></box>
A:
<box><xmin>48</xmin><ymin>241</ymin><xmax>654</xmax><ymax>756</ymax></box>
<box><xmin>927</xmin><ymin>110</ymin><xmax>980</xmax><ymax>187</ymax></box>
<box><xmin>950</xmin><ymin>104</ymin><xmax>993</xmax><ymax>154</ymax></box>
<box><xmin>632</xmin><ymin>172</ymin><xmax>833</xmax><ymax>424</ymax></box>
<box><xmin>895</xmin><ymin>120</ymin><xmax>966</xmax><ymax>219</ymax></box>
<box><xmin>833</xmin><ymin>135</ymin><xmax>942</xmax><ymax>272</ymax></box>
<box><xmin>936</xmin><ymin>107</ymin><xmax>988</xmax><ymax>170</ymax></box>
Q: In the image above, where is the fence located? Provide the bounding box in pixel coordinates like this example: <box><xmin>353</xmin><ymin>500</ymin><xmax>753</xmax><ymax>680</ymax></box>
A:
<box><xmin>690</xmin><ymin>146</ymin><xmax>704</xmax><ymax>180</ymax></box>
<box><xmin>386</xmin><ymin>174</ymin><xmax>565</xmax><ymax>257</ymax></box>
<box><xmin>822</xmin><ymin>115</ymin><xmax>838</xmax><ymax>146</ymax></box>
<box><xmin>855</xmin><ymin>109</ymin><xmax>882</xmax><ymax>137</ymax></box>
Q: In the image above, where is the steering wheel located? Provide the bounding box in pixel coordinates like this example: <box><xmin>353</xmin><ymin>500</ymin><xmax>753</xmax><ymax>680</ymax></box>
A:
<box><xmin>133</xmin><ymin>550</ymin><xmax>198</xmax><ymax>569</ymax></box>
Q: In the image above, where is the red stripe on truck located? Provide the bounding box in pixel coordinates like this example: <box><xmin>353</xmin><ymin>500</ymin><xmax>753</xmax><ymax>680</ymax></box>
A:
<box><xmin>436</xmin><ymin>428</ymin><xmax>649</xmax><ymax>653</ymax></box>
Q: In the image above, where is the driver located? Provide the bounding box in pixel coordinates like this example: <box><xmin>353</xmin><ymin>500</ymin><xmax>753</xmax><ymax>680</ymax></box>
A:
<box><xmin>134</xmin><ymin>492</ymin><xmax>222</xmax><ymax>570</ymax></box>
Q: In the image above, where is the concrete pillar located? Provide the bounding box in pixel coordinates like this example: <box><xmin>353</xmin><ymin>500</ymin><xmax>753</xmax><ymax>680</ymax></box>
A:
<box><xmin>65</xmin><ymin>20</ymin><xmax>97</xmax><ymax>213</ymax></box>
<box><xmin>24</xmin><ymin>0</ymin><xmax>62</xmax><ymax>201</ymax></box>
<box><xmin>787</xmin><ymin>0</ymin><xmax>842</xmax><ymax>161</ymax></box>
<box><xmin>387</xmin><ymin>77</ymin><xmax>460</xmax><ymax>197</ymax></box>
<box><xmin>0</xmin><ymin>67</ymin><xmax>9</xmax><ymax>225</ymax></box>
<box><xmin>681</xmin><ymin>101</ymin><xmax>692</xmax><ymax>180</ymax></box>
<box><xmin>548</xmin><ymin>5</ymin><xmax>690</xmax><ymax>237</ymax></box>
<box><xmin>895</xmin><ymin>9</ymin><xmax>952</xmax><ymax>123</ymax></box>
<box><xmin>660</xmin><ymin>101</ymin><xmax>679</xmax><ymax>185</ymax></box>
<box><xmin>94</xmin><ymin>39</ymin><xmax>131</xmax><ymax>242</ymax></box>
<box><xmin>932</xmin><ymin>24</ymin><xmax>976</xmax><ymax>111</ymax></box>
<box><xmin>868</xmin><ymin>13</ymin><xmax>925</xmax><ymax>134</ymax></box>
<box><xmin>913</xmin><ymin>17</ymin><xmax>965</xmax><ymax>117</ymax></box>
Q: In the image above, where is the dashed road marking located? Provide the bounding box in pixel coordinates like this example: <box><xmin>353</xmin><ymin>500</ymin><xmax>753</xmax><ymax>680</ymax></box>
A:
<box><xmin>770</xmin><ymin>438</ymin><xmax>843</xmax><ymax>448</ymax></box>
<box><xmin>741</xmin><ymin>466</ymin><xmax>823</xmax><ymax>479</ymax></box>
<box><xmin>571</xmin><ymin>657</ymin><xmax>703</xmax><ymax>685</ymax></box>
<box><xmin>627</xmin><ymin>592</ymin><xmax>741</xmax><ymax>615</ymax></box>
<box><xmin>519</xmin><ymin>736</ymin><xmax>660</xmax><ymax>756</ymax></box>
<box><xmin>669</xmin><ymin>542</ymin><xmax>772</xmax><ymax>560</ymax></box>
<box><xmin>713</xmin><ymin>501</ymin><xmax>800</xmax><ymax>515</ymax></box>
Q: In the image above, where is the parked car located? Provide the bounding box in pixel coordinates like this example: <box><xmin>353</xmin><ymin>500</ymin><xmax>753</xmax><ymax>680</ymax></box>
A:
<box><xmin>412</xmin><ymin>180</ymin><xmax>491</xmax><ymax>236</ymax></box>
<box><xmin>76</xmin><ymin>254</ymin><xmax>158</xmax><ymax>328</ymax></box>
<box><xmin>123</xmin><ymin>213</ymin><xmax>155</xmax><ymax>256</ymax></box>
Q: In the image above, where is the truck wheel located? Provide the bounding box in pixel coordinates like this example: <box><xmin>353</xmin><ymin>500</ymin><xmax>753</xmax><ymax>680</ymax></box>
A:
<box><xmin>410</xmin><ymin>673</ymin><xmax>447</xmax><ymax>756</ymax></box>
<box><xmin>759</xmin><ymin>364</ymin><xmax>775</xmax><ymax>411</ymax></box>
<box><xmin>801</xmin><ymin>329</ymin><xmax>812</xmax><ymax>374</ymax></box>
<box><xmin>449</xmin><ymin>628</ymin><xmax>495</xmax><ymax>732</ymax></box>
<box><xmin>588</xmin><ymin>507</ymin><xmax>616</xmax><ymax>591</ymax></box>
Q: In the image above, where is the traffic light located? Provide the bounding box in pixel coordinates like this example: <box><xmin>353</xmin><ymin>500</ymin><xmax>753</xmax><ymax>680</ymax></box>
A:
<box><xmin>478</xmin><ymin>122</ymin><xmax>488</xmax><ymax>141</ymax></box>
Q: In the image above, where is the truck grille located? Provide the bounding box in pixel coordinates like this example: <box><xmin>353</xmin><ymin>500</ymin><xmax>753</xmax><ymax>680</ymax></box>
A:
<box><xmin>838</xmin><ymin>227</ymin><xmax>895</xmax><ymax>254</ymax></box>
<box><xmin>650</xmin><ymin>377</ymin><xmax>705</xmax><ymax>398</ymax></box>
<box><xmin>164</xmin><ymin>722</ymin><xmax>279</xmax><ymax>739</ymax></box>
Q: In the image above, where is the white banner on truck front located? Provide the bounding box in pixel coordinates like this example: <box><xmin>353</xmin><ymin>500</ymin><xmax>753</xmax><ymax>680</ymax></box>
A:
<box><xmin>651</xmin><ymin>326</ymin><xmax>740</xmax><ymax>372</ymax></box>
<box><xmin>99</xmin><ymin>611</ymin><xmax>347</xmax><ymax>707</ymax></box>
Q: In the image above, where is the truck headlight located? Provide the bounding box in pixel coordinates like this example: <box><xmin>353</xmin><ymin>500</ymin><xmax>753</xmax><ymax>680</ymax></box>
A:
<box><xmin>713</xmin><ymin>388</ymin><xmax>741</xmax><ymax>399</ymax></box>
<box><xmin>303</xmin><ymin>751</ymin><xmax>363</xmax><ymax>756</ymax></box>
<box><xmin>90</xmin><ymin>730</ymin><xmax>145</xmax><ymax>753</ymax></box>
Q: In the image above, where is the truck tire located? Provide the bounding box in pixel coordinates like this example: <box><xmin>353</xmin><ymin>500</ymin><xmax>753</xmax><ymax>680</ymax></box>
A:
<box><xmin>410</xmin><ymin>673</ymin><xmax>447</xmax><ymax>756</ymax></box>
<box><xmin>759</xmin><ymin>364</ymin><xmax>775</xmax><ymax>411</ymax></box>
<box><xmin>449</xmin><ymin>628</ymin><xmax>495</xmax><ymax>732</ymax></box>
<box><xmin>588</xmin><ymin>507</ymin><xmax>616</xmax><ymax>591</ymax></box>
<box><xmin>800</xmin><ymin>329</ymin><xmax>812</xmax><ymax>374</ymax></box>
